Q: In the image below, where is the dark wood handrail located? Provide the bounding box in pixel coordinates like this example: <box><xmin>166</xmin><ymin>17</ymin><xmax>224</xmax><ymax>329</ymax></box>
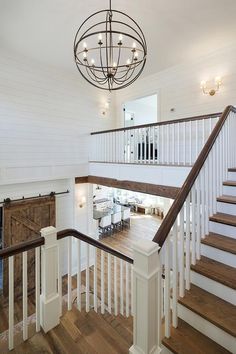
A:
<box><xmin>91</xmin><ymin>112</ymin><xmax>221</xmax><ymax>135</ymax></box>
<box><xmin>153</xmin><ymin>105</ymin><xmax>236</xmax><ymax>247</ymax></box>
<box><xmin>0</xmin><ymin>229</ymin><xmax>133</xmax><ymax>264</ymax></box>
<box><xmin>0</xmin><ymin>237</ymin><xmax>45</xmax><ymax>259</ymax></box>
<box><xmin>57</xmin><ymin>229</ymin><xmax>133</xmax><ymax>264</ymax></box>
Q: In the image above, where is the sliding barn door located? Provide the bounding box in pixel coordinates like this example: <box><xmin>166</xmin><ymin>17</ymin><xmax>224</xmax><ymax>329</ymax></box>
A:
<box><xmin>3</xmin><ymin>196</ymin><xmax>55</xmax><ymax>297</ymax></box>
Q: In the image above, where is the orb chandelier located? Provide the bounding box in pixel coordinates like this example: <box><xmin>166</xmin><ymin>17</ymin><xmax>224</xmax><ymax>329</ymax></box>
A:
<box><xmin>73</xmin><ymin>0</ymin><xmax>147</xmax><ymax>91</ymax></box>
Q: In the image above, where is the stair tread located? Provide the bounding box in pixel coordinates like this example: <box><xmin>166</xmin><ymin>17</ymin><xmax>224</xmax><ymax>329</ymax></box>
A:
<box><xmin>223</xmin><ymin>180</ymin><xmax>236</xmax><ymax>186</ymax></box>
<box><xmin>209</xmin><ymin>212</ymin><xmax>236</xmax><ymax>226</ymax></box>
<box><xmin>178</xmin><ymin>284</ymin><xmax>236</xmax><ymax>337</ymax></box>
<box><xmin>201</xmin><ymin>232</ymin><xmax>236</xmax><ymax>254</ymax></box>
<box><xmin>217</xmin><ymin>195</ymin><xmax>236</xmax><ymax>204</ymax></box>
<box><xmin>190</xmin><ymin>256</ymin><xmax>236</xmax><ymax>290</ymax></box>
<box><xmin>162</xmin><ymin>318</ymin><xmax>231</xmax><ymax>354</ymax></box>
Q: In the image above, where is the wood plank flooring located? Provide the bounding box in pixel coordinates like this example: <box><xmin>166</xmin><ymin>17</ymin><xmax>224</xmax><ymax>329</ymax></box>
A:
<box><xmin>99</xmin><ymin>213</ymin><xmax>162</xmax><ymax>258</ymax></box>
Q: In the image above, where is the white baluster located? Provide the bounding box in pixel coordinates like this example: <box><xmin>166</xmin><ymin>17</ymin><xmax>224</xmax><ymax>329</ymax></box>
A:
<box><xmin>179</xmin><ymin>207</ymin><xmax>185</xmax><ymax>297</ymax></box>
<box><xmin>86</xmin><ymin>243</ymin><xmax>90</xmax><ymax>312</ymax></box>
<box><xmin>108</xmin><ymin>253</ymin><xmax>112</xmax><ymax>313</ymax></box>
<box><xmin>196</xmin><ymin>120</ymin><xmax>199</xmax><ymax>159</ymax></box>
<box><xmin>77</xmin><ymin>240</ymin><xmax>81</xmax><ymax>311</ymax></box>
<box><xmin>191</xmin><ymin>186</ymin><xmax>196</xmax><ymax>265</ymax></box>
<box><xmin>120</xmin><ymin>259</ymin><xmax>124</xmax><ymax>315</ymax></box>
<box><xmin>68</xmin><ymin>237</ymin><xmax>72</xmax><ymax>311</ymax></box>
<box><xmin>101</xmin><ymin>251</ymin><xmax>105</xmax><ymax>314</ymax></box>
<box><xmin>196</xmin><ymin>178</ymin><xmax>201</xmax><ymax>260</ymax></box>
<box><xmin>131</xmin><ymin>265</ymin><xmax>134</xmax><ymax>316</ymax></box>
<box><xmin>177</xmin><ymin>122</ymin><xmax>180</xmax><ymax>165</ymax></box>
<box><xmin>35</xmin><ymin>247</ymin><xmax>40</xmax><ymax>332</ymax></box>
<box><xmin>164</xmin><ymin>237</ymin><xmax>170</xmax><ymax>338</ymax></box>
<box><xmin>114</xmin><ymin>257</ymin><xmax>118</xmax><ymax>315</ymax></box>
<box><xmin>185</xmin><ymin>194</ymin><xmax>191</xmax><ymax>290</ymax></box>
<box><xmin>94</xmin><ymin>248</ymin><xmax>98</xmax><ymax>312</ymax></box>
<box><xmin>8</xmin><ymin>256</ymin><xmax>14</xmax><ymax>351</ymax></box>
<box><xmin>172</xmin><ymin>220</ymin><xmax>178</xmax><ymax>328</ymax></box>
<box><xmin>58</xmin><ymin>240</ymin><xmax>62</xmax><ymax>317</ymax></box>
<box><xmin>166</xmin><ymin>124</ymin><xmax>170</xmax><ymax>164</ymax></box>
<box><xmin>126</xmin><ymin>262</ymin><xmax>129</xmax><ymax>317</ymax></box>
<box><xmin>23</xmin><ymin>251</ymin><xmax>28</xmax><ymax>341</ymax></box>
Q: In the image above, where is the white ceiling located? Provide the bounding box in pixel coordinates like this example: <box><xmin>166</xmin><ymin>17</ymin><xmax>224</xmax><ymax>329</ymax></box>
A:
<box><xmin>1</xmin><ymin>0</ymin><xmax>236</xmax><ymax>77</ymax></box>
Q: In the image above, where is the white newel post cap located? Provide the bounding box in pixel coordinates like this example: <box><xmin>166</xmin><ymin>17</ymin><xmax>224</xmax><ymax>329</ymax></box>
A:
<box><xmin>132</xmin><ymin>239</ymin><xmax>160</xmax><ymax>278</ymax></box>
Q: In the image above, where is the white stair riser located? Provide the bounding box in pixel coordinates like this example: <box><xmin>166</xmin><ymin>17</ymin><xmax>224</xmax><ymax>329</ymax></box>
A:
<box><xmin>190</xmin><ymin>270</ymin><xmax>236</xmax><ymax>305</ymax></box>
<box><xmin>209</xmin><ymin>221</ymin><xmax>236</xmax><ymax>239</ymax></box>
<box><xmin>223</xmin><ymin>185</ymin><xmax>236</xmax><ymax>196</ymax></box>
<box><xmin>178</xmin><ymin>303</ymin><xmax>236</xmax><ymax>353</ymax></box>
<box><xmin>217</xmin><ymin>201</ymin><xmax>236</xmax><ymax>215</ymax></box>
<box><xmin>228</xmin><ymin>171</ymin><xmax>236</xmax><ymax>181</ymax></box>
<box><xmin>201</xmin><ymin>243</ymin><xmax>236</xmax><ymax>267</ymax></box>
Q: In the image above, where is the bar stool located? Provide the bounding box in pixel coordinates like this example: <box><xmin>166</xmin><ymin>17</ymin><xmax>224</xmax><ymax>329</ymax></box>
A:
<box><xmin>122</xmin><ymin>208</ymin><xmax>131</xmax><ymax>228</ymax></box>
<box><xmin>99</xmin><ymin>215</ymin><xmax>112</xmax><ymax>236</ymax></box>
<box><xmin>111</xmin><ymin>212</ymin><xmax>122</xmax><ymax>232</ymax></box>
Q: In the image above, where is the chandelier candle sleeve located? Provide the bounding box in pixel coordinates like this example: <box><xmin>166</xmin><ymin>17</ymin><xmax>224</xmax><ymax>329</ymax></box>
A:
<box><xmin>73</xmin><ymin>0</ymin><xmax>147</xmax><ymax>91</ymax></box>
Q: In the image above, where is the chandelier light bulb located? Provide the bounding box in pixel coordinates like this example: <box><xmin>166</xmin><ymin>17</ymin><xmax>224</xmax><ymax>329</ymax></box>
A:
<box><xmin>126</xmin><ymin>58</ymin><xmax>131</xmax><ymax>65</ymax></box>
<box><xmin>91</xmin><ymin>58</ymin><xmax>95</xmax><ymax>65</ymax></box>
<box><xmin>83</xmin><ymin>52</ymin><xmax>87</xmax><ymax>60</ymax></box>
<box><xmin>119</xmin><ymin>34</ymin><xmax>123</xmax><ymax>41</ymax></box>
<box><xmin>83</xmin><ymin>42</ymin><xmax>87</xmax><ymax>49</ymax></box>
<box><xmin>98</xmin><ymin>33</ymin><xmax>103</xmax><ymax>41</ymax></box>
<box><xmin>200</xmin><ymin>80</ymin><xmax>206</xmax><ymax>89</ymax></box>
<box><xmin>132</xmin><ymin>42</ymin><xmax>136</xmax><ymax>49</ymax></box>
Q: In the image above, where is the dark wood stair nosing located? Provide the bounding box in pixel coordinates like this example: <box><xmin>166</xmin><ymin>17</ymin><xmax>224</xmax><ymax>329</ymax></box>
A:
<box><xmin>190</xmin><ymin>256</ymin><xmax>236</xmax><ymax>290</ymax></box>
<box><xmin>209</xmin><ymin>213</ymin><xmax>236</xmax><ymax>227</ymax></box>
<box><xmin>201</xmin><ymin>233</ymin><xmax>236</xmax><ymax>255</ymax></box>
<box><xmin>178</xmin><ymin>288</ymin><xmax>236</xmax><ymax>337</ymax></box>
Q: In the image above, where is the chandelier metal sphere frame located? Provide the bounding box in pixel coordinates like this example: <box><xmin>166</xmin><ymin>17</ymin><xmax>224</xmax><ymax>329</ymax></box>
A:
<box><xmin>73</xmin><ymin>0</ymin><xmax>147</xmax><ymax>91</ymax></box>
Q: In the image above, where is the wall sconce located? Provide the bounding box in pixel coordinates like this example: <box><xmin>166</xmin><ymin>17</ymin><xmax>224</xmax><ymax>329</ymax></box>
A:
<box><xmin>79</xmin><ymin>196</ymin><xmax>86</xmax><ymax>208</ymax></box>
<box><xmin>101</xmin><ymin>98</ymin><xmax>110</xmax><ymax>117</ymax></box>
<box><xmin>200</xmin><ymin>77</ymin><xmax>222</xmax><ymax>96</ymax></box>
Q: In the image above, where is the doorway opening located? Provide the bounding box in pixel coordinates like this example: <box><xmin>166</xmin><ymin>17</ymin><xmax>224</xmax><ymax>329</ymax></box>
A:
<box><xmin>123</xmin><ymin>94</ymin><xmax>158</xmax><ymax>127</ymax></box>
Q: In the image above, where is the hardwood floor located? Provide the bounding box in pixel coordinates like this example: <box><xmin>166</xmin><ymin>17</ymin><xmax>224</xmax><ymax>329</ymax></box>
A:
<box><xmin>2</xmin><ymin>307</ymin><xmax>133</xmax><ymax>354</ymax></box>
<box><xmin>99</xmin><ymin>212</ymin><xmax>162</xmax><ymax>258</ymax></box>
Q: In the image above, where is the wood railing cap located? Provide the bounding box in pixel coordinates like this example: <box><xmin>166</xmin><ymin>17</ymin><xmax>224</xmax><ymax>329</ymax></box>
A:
<box><xmin>57</xmin><ymin>228</ymin><xmax>134</xmax><ymax>264</ymax></box>
<box><xmin>91</xmin><ymin>112</ymin><xmax>222</xmax><ymax>135</ymax></box>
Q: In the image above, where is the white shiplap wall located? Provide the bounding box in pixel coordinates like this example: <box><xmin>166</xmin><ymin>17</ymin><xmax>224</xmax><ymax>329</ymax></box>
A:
<box><xmin>114</xmin><ymin>44</ymin><xmax>236</xmax><ymax>126</ymax></box>
<box><xmin>0</xmin><ymin>47</ymin><xmax>115</xmax><ymax>185</ymax></box>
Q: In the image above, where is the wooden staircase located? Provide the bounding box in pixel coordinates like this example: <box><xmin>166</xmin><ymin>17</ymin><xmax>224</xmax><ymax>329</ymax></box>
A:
<box><xmin>162</xmin><ymin>168</ymin><xmax>236</xmax><ymax>354</ymax></box>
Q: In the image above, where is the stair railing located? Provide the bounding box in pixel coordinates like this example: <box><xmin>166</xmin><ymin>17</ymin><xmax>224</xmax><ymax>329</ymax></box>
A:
<box><xmin>57</xmin><ymin>228</ymin><xmax>133</xmax><ymax>317</ymax></box>
<box><xmin>90</xmin><ymin>112</ymin><xmax>221</xmax><ymax>165</ymax></box>
<box><xmin>0</xmin><ymin>227</ymin><xmax>134</xmax><ymax>351</ymax></box>
<box><xmin>152</xmin><ymin>105</ymin><xmax>236</xmax><ymax>342</ymax></box>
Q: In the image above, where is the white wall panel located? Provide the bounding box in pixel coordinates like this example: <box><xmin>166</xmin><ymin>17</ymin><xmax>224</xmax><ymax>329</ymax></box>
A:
<box><xmin>0</xmin><ymin>47</ymin><xmax>115</xmax><ymax>184</ymax></box>
<box><xmin>114</xmin><ymin>44</ymin><xmax>236</xmax><ymax>126</ymax></box>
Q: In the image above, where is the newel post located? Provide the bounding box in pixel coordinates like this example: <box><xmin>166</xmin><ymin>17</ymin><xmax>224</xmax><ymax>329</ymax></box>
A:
<box><xmin>40</xmin><ymin>226</ymin><xmax>60</xmax><ymax>332</ymax></box>
<box><xmin>130</xmin><ymin>240</ymin><xmax>162</xmax><ymax>354</ymax></box>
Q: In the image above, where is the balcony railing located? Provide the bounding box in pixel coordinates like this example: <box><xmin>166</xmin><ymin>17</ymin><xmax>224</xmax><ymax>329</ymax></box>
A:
<box><xmin>90</xmin><ymin>113</ymin><xmax>221</xmax><ymax>166</ymax></box>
